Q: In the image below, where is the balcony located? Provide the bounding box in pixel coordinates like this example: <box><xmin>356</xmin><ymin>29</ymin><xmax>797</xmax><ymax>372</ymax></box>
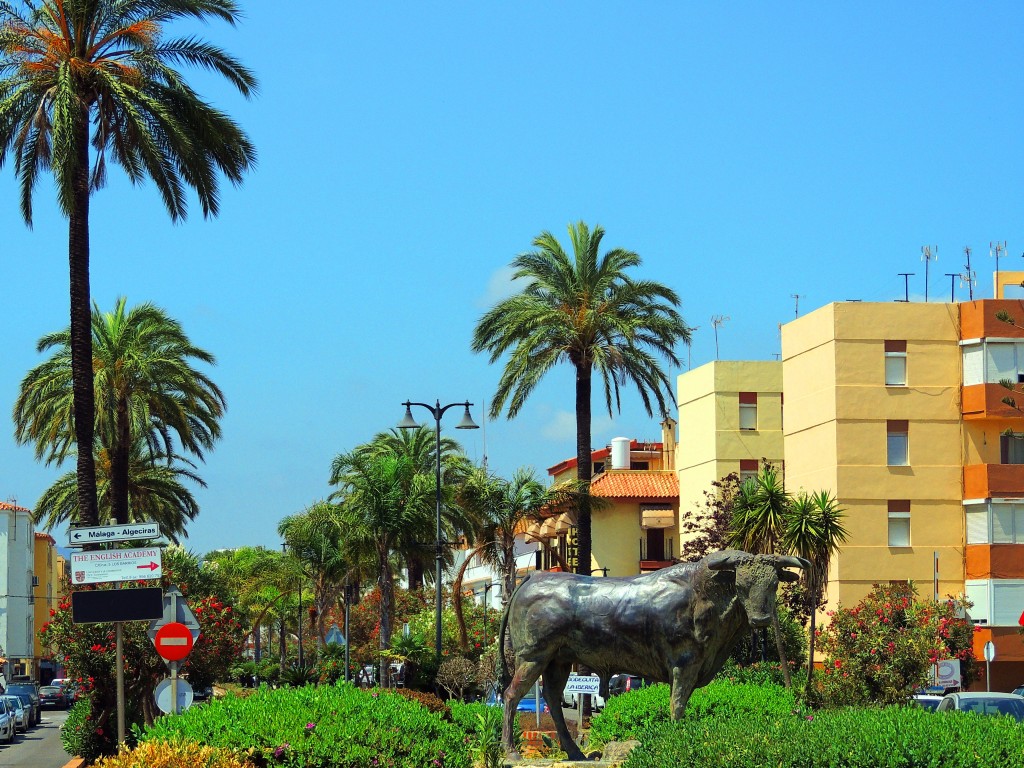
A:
<box><xmin>962</xmin><ymin>384</ymin><xmax>1024</xmax><ymax>420</ymax></box>
<box><xmin>964</xmin><ymin>464</ymin><xmax>1024</xmax><ymax>499</ymax></box>
<box><xmin>960</xmin><ymin>299</ymin><xmax>1024</xmax><ymax>341</ymax></box>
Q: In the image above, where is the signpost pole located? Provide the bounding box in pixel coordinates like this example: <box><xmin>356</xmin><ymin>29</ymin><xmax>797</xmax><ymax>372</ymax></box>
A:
<box><xmin>171</xmin><ymin>662</ymin><xmax>179</xmax><ymax>716</ymax></box>
<box><xmin>116</xmin><ymin>621</ymin><xmax>125</xmax><ymax>744</ymax></box>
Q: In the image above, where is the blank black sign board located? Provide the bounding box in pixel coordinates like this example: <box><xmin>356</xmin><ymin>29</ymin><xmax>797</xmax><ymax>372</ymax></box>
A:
<box><xmin>72</xmin><ymin>587</ymin><xmax>164</xmax><ymax>624</ymax></box>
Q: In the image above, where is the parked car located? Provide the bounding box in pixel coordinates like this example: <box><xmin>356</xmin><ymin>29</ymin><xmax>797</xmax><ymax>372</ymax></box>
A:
<box><xmin>1013</xmin><ymin>684</ymin><xmax>1024</xmax><ymax>697</ymax></box>
<box><xmin>38</xmin><ymin>685</ymin><xmax>68</xmax><ymax>710</ymax></box>
<box><xmin>516</xmin><ymin>682</ymin><xmax>549</xmax><ymax>713</ymax></box>
<box><xmin>5</xmin><ymin>684</ymin><xmax>40</xmax><ymax>726</ymax></box>
<box><xmin>936</xmin><ymin>692</ymin><xmax>1024</xmax><ymax>722</ymax></box>
<box><xmin>911</xmin><ymin>694</ymin><xmax>943</xmax><ymax>711</ymax></box>
<box><xmin>0</xmin><ymin>698</ymin><xmax>15</xmax><ymax>744</ymax></box>
<box><xmin>0</xmin><ymin>696</ymin><xmax>28</xmax><ymax>733</ymax></box>
<box><xmin>608</xmin><ymin>674</ymin><xmax>649</xmax><ymax>697</ymax></box>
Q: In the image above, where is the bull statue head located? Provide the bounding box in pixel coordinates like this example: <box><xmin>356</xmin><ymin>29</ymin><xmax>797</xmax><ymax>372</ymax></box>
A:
<box><xmin>706</xmin><ymin>550</ymin><xmax>810</xmax><ymax>628</ymax></box>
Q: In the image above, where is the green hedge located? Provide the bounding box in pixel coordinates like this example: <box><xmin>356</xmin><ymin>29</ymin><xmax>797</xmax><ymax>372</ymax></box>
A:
<box><xmin>138</xmin><ymin>683</ymin><xmax>471</xmax><ymax>768</ymax></box>
<box><xmin>622</xmin><ymin>700</ymin><xmax>1024</xmax><ymax>768</ymax></box>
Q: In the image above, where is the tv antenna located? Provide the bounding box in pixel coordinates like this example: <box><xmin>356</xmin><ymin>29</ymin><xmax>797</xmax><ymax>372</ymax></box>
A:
<box><xmin>990</xmin><ymin>241</ymin><xmax>1007</xmax><ymax>295</ymax></box>
<box><xmin>921</xmin><ymin>246</ymin><xmax>938</xmax><ymax>302</ymax></box>
<box><xmin>791</xmin><ymin>294</ymin><xmax>805</xmax><ymax>319</ymax></box>
<box><xmin>711</xmin><ymin>315</ymin><xmax>729</xmax><ymax>361</ymax></box>
<box><xmin>687</xmin><ymin>326</ymin><xmax>700</xmax><ymax>369</ymax></box>
<box><xmin>962</xmin><ymin>246</ymin><xmax>976</xmax><ymax>301</ymax></box>
<box><xmin>897</xmin><ymin>273</ymin><xmax>914</xmax><ymax>302</ymax></box>
<box><xmin>944</xmin><ymin>273</ymin><xmax>960</xmax><ymax>303</ymax></box>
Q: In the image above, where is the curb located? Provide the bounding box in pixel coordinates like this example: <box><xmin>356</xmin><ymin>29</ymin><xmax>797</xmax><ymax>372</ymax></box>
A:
<box><xmin>61</xmin><ymin>757</ymin><xmax>87</xmax><ymax>768</ymax></box>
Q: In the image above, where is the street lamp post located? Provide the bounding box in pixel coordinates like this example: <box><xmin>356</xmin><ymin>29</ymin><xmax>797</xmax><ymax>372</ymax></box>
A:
<box><xmin>398</xmin><ymin>399</ymin><xmax>478</xmax><ymax>668</ymax></box>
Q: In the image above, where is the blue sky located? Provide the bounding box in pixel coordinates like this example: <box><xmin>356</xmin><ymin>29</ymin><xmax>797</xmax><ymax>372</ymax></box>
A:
<box><xmin>1</xmin><ymin>3</ymin><xmax>1021</xmax><ymax>556</ymax></box>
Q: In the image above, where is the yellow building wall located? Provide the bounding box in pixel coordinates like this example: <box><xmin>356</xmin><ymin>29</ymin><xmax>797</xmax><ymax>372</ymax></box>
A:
<box><xmin>33</xmin><ymin>536</ymin><xmax>65</xmax><ymax>666</ymax></box>
<box><xmin>591</xmin><ymin>500</ymin><xmax>679</xmax><ymax>578</ymax></box>
<box><xmin>782</xmin><ymin>301</ymin><xmax>964</xmax><ymax>617</ymax></box>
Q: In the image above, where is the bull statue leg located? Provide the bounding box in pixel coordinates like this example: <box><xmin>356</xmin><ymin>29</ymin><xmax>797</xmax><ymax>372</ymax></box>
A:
<box><xmin>539</xmin><ymin>660</ymin><xmax>586</xmax><ymax>761</ymax></box>
<box><xmin>502</xmin><ymin>659</ymin><xmax>546</xmax><ymax>760</ymax></box>
<box><xmin>670</xmin><ymin>658</ymin><xmax>700</xmax><ymax>720</ymax></box>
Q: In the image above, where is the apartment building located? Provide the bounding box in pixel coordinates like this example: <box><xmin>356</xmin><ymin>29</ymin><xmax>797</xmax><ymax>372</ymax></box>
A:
<box><xmin>0</xmin><ymin>502</ymin><xmax>35</xmax><ymax>680</ymax></box>
<box><xmin>33</xmin><ymin>532</ymin><xmax>67</xmax><ymax>683</ymax></box>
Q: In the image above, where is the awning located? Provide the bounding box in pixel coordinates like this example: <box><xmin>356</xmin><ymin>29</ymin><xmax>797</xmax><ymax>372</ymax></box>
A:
<box><xmin>539</xmin><ymin>518</ymin><xmax>557</xmax><ymax>539</ymax></box>
<box><xmin>525</xmin><ymin>521</ymin><xmax>542</xmax><ymax>540</ymax></box>
<box><xmin>641</xmin><ymin>506</ymin><xmax>675</xmax><ymax>529</ymax></box>
<box><xmin>554</xmin><ymin>512</ymin><xmax>575</xmax><ymax>533</ymax></box>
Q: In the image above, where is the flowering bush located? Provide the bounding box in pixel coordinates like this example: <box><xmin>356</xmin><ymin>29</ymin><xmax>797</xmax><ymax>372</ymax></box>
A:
<box><xmin>814</xmin><ymin>582</ymin><xmax>978</xmax><ymax>706</ymax></box>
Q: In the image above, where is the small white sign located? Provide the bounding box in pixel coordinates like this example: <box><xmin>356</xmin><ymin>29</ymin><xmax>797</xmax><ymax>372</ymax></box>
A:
<box><xmin>70</xmin><ymin>547</ymin><xmax>163</xmax><ymax>584</ymax></box>
<box><xmin>984</xmin><ymin>640</ymin><xmax>997</xmax><ymax>662</ymax></box>
<box><xmin>154</xmin><ymin>678</ymin><xmax>193</xmax><ymax>714</ymax></box>
<box><xmin>68</xmin><ymin>522</ymin><xmax>160</xmax><ymax>546</ymax></box>
<box><xmin>934</xmin><ymin>659</ymin><xmax>961</xmax><ymax>688</ymax></box>
<box><xmin>564</xmin><ymin>674</ymin><xmax>601</xmax><ymax>695</ymax></box>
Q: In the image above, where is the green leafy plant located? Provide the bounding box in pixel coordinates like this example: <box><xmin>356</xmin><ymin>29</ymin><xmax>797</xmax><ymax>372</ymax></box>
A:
<box><xmin>469</xmin><ymin>706</ymin><xmax>503</xmax><ymax>768</ymax></box>
<box><xmin>280</xmin><ymin>663</ymin><xmax>317</xmax><ymax>687</ymax></box>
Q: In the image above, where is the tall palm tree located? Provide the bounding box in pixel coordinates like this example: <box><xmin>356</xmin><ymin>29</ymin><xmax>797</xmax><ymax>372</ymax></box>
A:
<box><xmin>330</xmin><ymin>452</ymin><xmax>434</xmax><ymax>652</ymax></box>
<box><xmin>451</xmin><ymin>467</ymin><xmax>549</xmax><ymax>648</ymax></box>
<box><xmin>729</xmin><ymin>464</ymin><xmax>795</xmax><ymax>688</ymax></box>
<box><xmin>782</xmin><ymin>490</ymin><xmax>848</xmax><ymax>693</ymax></box>
<box><xmin>347</xmin><ymin>426</ymin><xmax>473</xmax><ymax>588</ymax></box>
<box><xmin>472</xmin><ymin>221</ymin><xmax>691</xmax><ymax>574</ymax></box>
<box><xmin>13</xmin><ymin>298</ymin><xmax>226</xmax><ymax>525</ymax></box>
<box><xmin>32</xmin><ymin>441</ymin><xmax>203</xmax><ymax>542</ymax></box>
<box><xmin>0</xmin><ymin>0</ymin><xmax>256</xmax><ymax>526</ymax></box>
<box><xmin>278</xmin><ymin>501</ymin><xmax>356</xmax><ymax>646</ymax></box>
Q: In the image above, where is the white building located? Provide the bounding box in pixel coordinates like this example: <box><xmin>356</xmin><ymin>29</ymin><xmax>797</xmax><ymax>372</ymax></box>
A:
<box><xmin>0</xmin><ymin>502</ymin><xmax>35</xmax><ymax>679</ymax></box>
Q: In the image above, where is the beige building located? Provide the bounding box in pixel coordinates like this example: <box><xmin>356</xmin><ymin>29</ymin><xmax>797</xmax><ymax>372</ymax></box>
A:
<box><xmin>33</xmin><ymin>532</ymin><xmax>67</xmax><ymax>683</ymax></box>
<box><xmin>676</xmin><ymin>360</ymin><xmax>785</xmax><ymax>556</ymax></box>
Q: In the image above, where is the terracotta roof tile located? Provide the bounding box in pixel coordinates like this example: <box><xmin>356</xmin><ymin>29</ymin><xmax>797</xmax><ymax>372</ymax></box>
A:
<box><xmin>0</xmin><ymin>501</ymin><xmax>30</xmax><ymax>513</ymax></box>
<box><xmin>590</xmin><ymin>471</ymin><xmax>678</xmax><ymax>500</ymax></box>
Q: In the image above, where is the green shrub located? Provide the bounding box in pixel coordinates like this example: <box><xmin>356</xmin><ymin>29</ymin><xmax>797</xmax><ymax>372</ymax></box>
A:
<box><xmin>92</xmin><ymin>740</ymin><xmax>250</xmax><ymax>768</ymax></box>
<box><xmin>61</xmin><ymin>697</ymin><xmax>109</xmax><ymax>764</ymax></box>
<box><xmin>622</xmin><ymin>704</ymin><xmax>1024</xmax><ymax>768</ymax></box>
<box><xmin>388</xmin><ymin>688</ymin><xmax>451</xmax><ymax>718</ymax></box>
<box><xmin>589</xmin><ymin>681</ymin><xmax>798</xmax><ymax>749</ymax></box>
<box><xmin>137</xmin><ymin>682</ymin><xmax>471</xmax><ymax>768</ymax></box>
<box><xmin>716</xmin><ymin>658</ymin><xmax>807</xmax><ymax>690</ymax></box>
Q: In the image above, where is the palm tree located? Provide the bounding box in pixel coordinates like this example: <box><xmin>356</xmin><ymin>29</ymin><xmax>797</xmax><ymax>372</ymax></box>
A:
<box><xmin>451</xmin><ymin>467</ymin><xmax>549</xmax><ymax>648</ymax></box>
<box><xmin>472</xmin><ymin>221</ymin><xmax>691</xmax><ymax>574</ymax></box>
<box><xmin>0</xmin><ymin>0</ymin><xmax>256</xmax><ymax>527</ymax></box>
<box><xmin>278</xmin><ymin>501</ymin><xmax>356</xmax><ymax>646</ymax></box>
<box><xmin>330</xmin><ymin>452</ymin><xmax>434</xmax><ymax>653</ymax></box>
<box><xmin>14</xmin><ymin>298</ymin><xmax>226</xmax><ymax>526</ymax></box>
<box><xmin>729</xmin><ymin>464</ymin><xmax>795</xmax><ymax>688</ymax></box>
<box><xmin>782</xmin><ymin>490</ymin><xmax>848</xmax><ymax>694</ymax></box>
<box><xmin>32</xmin><ymin>441</ymin><xmax>203</xmax><ymax>542</ymax></box>
<box><xmin>346</xmin><ymin>426</ymin><xmax>473</xmax><ymax>588</ymax></box>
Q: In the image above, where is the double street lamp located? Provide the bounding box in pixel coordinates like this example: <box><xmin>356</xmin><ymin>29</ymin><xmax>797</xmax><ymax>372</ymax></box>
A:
<box><xmin>398</xmin><ymin>399</ymin><xmax>478</xmax><ymax>667</ymax></box>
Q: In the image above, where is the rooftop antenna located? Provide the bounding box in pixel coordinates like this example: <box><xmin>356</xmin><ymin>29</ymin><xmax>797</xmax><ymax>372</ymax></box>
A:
<box><xmin>990</xmin><ymin>241</ymin><xmax>1007</xmax><ymax>296</ymax></box>
<box><xmin>944</xmin><ymin>273</ymin><xmax>960</xmax><ymax>303</ymax></box>
<box><xmin>711</xmin><ymin>315</ymin><xmax>729</xmax><ymax>361</ymax></box>
<box><xmin>921</xmin><ymin>246</ymin><xmax>938</xmax><ymax>302</ymax></box>
<box><xmin>962</xmin><ymin>247</ymin><xmax>976</xmax><ymax>301</ymax></box>
<box><xmin>687</xmin><ymin>326</ymin><xmax>700</xmax><ymax>369</ymax></box>
<box><xmin>897</xmin><ymin>273</ymin><xmax>914</xmax><ymax>302</ymax></box>
<box><xmin>791</xmin><ymin>294</ymin><xmax>805</xmax><ymax>319</ymax></box>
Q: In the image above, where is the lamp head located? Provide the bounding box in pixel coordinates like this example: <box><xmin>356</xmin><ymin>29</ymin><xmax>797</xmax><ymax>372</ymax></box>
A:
<box><xmin>455</xmin><ymin>403</ymin><xmax>479</xmax><ymax>430</ymax></box>
<box><xmin>397</xmin><ymin>403</ymin><xmax>420</xmax><ymax>430</ymax></box>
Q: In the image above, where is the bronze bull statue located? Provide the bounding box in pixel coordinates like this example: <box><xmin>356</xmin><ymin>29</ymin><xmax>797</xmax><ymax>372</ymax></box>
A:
<box><xmin>498</xmin><ymin>550</ymin><xmax>808</xmax><ymax>759</ymax></box>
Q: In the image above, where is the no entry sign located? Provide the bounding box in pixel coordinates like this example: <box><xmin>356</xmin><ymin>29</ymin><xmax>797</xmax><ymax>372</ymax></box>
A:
<box><xmin>154</xmin><ymin>622</ymin><xmax>195</xmax><ymax>661</ymax></box>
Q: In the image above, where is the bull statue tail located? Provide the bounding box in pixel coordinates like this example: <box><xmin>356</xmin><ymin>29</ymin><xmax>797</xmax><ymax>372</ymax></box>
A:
<box><xmin>497</xmin><ymin>572</ymin><xmax>532</xmax><ymax>692</ymax></box>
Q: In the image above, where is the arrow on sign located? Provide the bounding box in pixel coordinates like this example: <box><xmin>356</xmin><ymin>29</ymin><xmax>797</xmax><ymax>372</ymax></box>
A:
<box><xmin>137</xmin><ymin>561</ymin><xmax>160</xmax><ymax>572</ymax></box>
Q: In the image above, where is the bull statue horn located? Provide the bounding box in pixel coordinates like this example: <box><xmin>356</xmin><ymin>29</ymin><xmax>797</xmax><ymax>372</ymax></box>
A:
<box><xmin>773</xmin><ymin>555</ymin><xmax>811</xmax><ymax>571</ymax></box>
<box><xmin>705</xmin><ymin>550</ymin><xmax>753</xmax><ymax>571</ymax></box>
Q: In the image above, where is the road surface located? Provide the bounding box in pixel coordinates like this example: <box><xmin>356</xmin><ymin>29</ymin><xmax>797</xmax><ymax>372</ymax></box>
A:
<box><xmin>0</xmin><ymin>708</ymin><xmax>72</xmax><ymax>768</ymax></box>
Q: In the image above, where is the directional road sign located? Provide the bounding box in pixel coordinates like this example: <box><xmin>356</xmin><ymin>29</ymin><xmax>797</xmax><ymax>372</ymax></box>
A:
<box><xmin>154</xmin><ymin>622</ymin><xmax>195</xmax><ymax>661</ymax></box>
<box><xmin>69</xmin><ymin>547</ymin><xmax>163</xmax><ymax>585</ymax></box>
<box><xmin>68</xmin><ymin>522</ymin><xmax>160</xmax><ymax>547</ymax></box>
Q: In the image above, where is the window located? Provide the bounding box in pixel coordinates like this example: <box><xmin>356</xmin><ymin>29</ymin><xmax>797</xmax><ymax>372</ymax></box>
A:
<box><xmin>739</xmin><ymin>459</ymin><xmax>759</xmax><ymax>484</ymax></box>
<box><xmin>965</xmin><ymin>580</ymin><xmax>1024</xmax><ymax>626</ymax></box>
<box><xmin>739</xmin><ymin>392</ymin><xmax>757</xmax><ymax>430</ymax></box>
<box><xmin>885</xmin><ymin>340</ymin><xmax>907</xmax><ymax>385</ymax></box>
<box><xmin>888</xmin><ymin>500</ymin><xmax>911</xmax><ymax>547</ymax></box>
<box><xmin>1001</xmin><ymin>433</ymin><xmax>1024</xmax><ymax>465</ymax></box>
<box><xmin>593</xmin><ymin>461</ymin><xmax>605</xmax><ymax>475</ymax></box>
<box><xmin>630</xmin><ymin>461</ymin><xmax>650</xmax><ymax>470</ymax></box>
<box><xmin>966</xmin><ymin>502</ymin><xmax>1024</xmax><ymax>544</ymax></box>
<box><xmin>887</xmin><ymin>420</ymin><xmax>909</xmax><ymax>466</ymax></box>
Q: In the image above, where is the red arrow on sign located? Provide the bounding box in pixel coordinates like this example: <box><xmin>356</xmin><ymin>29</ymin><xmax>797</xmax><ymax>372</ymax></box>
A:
<box><xmin>154</xmin><ymin>621</ymin><xmax>195</xmax><ymax>661</ymax></box>
<box><xmin>137</xmin><ymin>561</ymin><xmax>160</xmax><ymax>572</ymax></box>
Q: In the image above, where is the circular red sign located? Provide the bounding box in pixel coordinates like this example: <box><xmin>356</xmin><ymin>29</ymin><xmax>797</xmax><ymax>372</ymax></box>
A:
<box><xmin>154</xmin><ymin>621</ymin><xmax>194</xmax><ymax>661</ymax></box>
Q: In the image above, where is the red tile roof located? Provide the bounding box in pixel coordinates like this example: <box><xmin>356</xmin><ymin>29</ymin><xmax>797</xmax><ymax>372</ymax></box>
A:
<box><xmin>0</xmin><ymin>502</ymin><xmax>30</xmax><ymax>513</ymax></box>
<box><xmin>590</xmin><ymin>471</ymin><xmax>678</xmax><ymax>500</ymax></box>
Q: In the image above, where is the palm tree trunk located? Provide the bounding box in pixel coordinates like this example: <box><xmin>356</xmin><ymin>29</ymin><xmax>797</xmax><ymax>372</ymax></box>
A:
<box><xmin>574</xmin><ymin>364</ymin><xmax>592</xmax><ymax>576</ymax></box>
<box><xmin>378</xmin><ymin>549</ymin><xmax>394</xmax><ymax>650</ymax></box>
<box><xmin>452</xmin><ymin>543</ymin><xmax>488</xmax><ymax>650</ymax></box>
<box><xmin>771</xmin><ymin>610</ymin><xmax>793</xmax><ymax>689</ymax></box>
<box><xmin>69</xmin><ymin>113</ymin><xmax>99</xmax><ymax>528</ymax></box>
<box><xmin>112</xmin><ymin>395</ymin><xmax>131</xmax><ymax>524</ymax></box>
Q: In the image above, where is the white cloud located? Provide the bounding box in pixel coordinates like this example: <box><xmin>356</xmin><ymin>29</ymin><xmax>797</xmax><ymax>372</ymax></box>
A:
<box><xmin>477</xmin><ymin>265</ymin><xmax>522</xmax><ymax>307</ymax></box>
<box><xmin>541</xmin><ymin>411</ymin><xmax>614</xmax><ymax>442</ymax></box>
